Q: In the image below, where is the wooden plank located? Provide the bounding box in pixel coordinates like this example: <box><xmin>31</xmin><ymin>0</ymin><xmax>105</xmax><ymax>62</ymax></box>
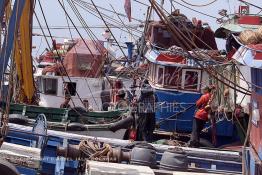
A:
<box><xmin>0</xmin><ymin>142</ymin><xmax>41</xmax><ymax>169</ymax></box>
<box><xmin>86</xmin><ymin>161</ymin><xmax>155</xmax><ymax>175</ymax></box>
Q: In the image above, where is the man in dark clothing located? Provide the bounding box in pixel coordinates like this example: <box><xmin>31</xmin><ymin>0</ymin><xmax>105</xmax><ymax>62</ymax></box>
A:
<box><xmin>189</xmin><ymin>86</ymin><xmax>212</xmax><ymax>147</ymax></box>
<box><xmin>115</xmin><ymin>89</ymin><xmax>129</xmax><ymax>111</ymax></box>
<box><xmin>101</xmin><ymin>90</ymin><xmax>111</xmax><ymax>111</ymax></box>
<box><xmin>137</xmin><ymin>80</ymin><xmax>157</xmax><ymax>142</ymax></box>
<box><xmin>60</xmin><ymin>95</ymin><xmax>71</xmax><ymax>109</ymax></box>
<box><xmin>100</xmin><ymin>78</ymin><xmax>111</xmax><ymax>111</ymax></box>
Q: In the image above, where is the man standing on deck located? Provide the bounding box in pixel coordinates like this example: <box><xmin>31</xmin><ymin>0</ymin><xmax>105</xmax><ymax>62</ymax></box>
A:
<box><xmin>83</xmin><ymin>99</ymin><xmax>93</xmax><ymax>112</ymax></box>
<box><xmin>189</xmin><ymin>86</ymin><xmax>212</xmax><ymax>147</ymax></box>
<box><xmin>137</xmin><ymin>80</ymin><xmax>157</xmax><ymax>142</ymax></box>
<box><xmin>115</xmin><ymin>89</ymin><xmax>129</xmax><ymax>111</ymax></box>
<box><xmin>60</xmin><ymin>95</ymin><xmax>71</xmax><ymax>109</ymax></box>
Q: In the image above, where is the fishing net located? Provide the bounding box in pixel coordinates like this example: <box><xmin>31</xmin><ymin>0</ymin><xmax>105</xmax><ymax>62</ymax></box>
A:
<box><xmin>239</xmin><ymin>30</ymin><xmax>260</xmax><ymax>45</ymax></box>
<box><xmin>256</xmin><ymin>26</ymin><xmax>262</xmax><ymax>44</ymax></box>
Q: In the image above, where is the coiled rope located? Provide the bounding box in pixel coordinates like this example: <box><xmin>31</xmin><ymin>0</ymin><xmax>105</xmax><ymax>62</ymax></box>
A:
<box><xmin>79</xmin><ymin>140</ymin><xmax>113</xmax><ymax>161</ymax></box>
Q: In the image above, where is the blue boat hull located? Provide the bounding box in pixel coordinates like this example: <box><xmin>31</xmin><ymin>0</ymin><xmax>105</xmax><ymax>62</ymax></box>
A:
<box><xmin>155</xmin><ymin>89</ymin><xmax>201</xmax><ymax>132</ymax></box>
<box><xmin>155</xmin><ymin>89</ymin><xmax>240</xmax><ymax>146</ymax></box>
<box><xmin>5</xmin><ymin>125</ymin><xmax>242</xmax><ymax>175</ymax></box>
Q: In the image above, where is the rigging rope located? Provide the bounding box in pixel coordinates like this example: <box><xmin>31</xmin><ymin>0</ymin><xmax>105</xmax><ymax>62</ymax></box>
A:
<box><xmin>79</xmin><ymin>139</ymin><xmax>113</xmax><ymax>161</ymax></box>
<box><xmin>172</xmin><ymin>0</ymin><xmax>219</xmax><ymax>19</ymax></box>
<box><xmin>149</xmin><ymin>0</ymin><xmax>251</xmax><ymax>95</ymax></box>
<box><xmin>180</xmin><ymin>0</ymin><xmax>218</xmax><ymax>7</ymax></box>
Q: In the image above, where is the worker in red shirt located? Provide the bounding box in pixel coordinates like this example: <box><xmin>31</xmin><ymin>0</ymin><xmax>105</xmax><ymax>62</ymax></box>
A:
<box><xmin>189</xmin><ymin>86</ymin><xmax>212</xmax><ymax>147</ymax></box>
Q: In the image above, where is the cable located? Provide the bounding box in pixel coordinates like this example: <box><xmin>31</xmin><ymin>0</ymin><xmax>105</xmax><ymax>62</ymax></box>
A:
<box><xmin>180</xmin><ymin>0</ymin><xmax>217</xmax><ymax>7</ymax></box>
<box><xmin>38</xmin><ymin>0</ymin><xmax>87</xmax><ymax>110</ymax></box>
<box><xmin>63</xmin><ymin>0</ymin><xmax>103</xmax><ymax>107</ymax></box>
<box><xmin>237</xmin><ymin>0</ymin><xmax>262</xmax><ymax>11</ymax></box>
<box><xmin>33</xmin><ymin>25</ymin><xmax>143</xmax><ymax>29</ymax></box>
<box><xmin>34</xmin><ymin>36</ymin><xmax>43</xmax><ymax>57</ymax></box>
<box><xmin>75</xmin><ymin>0</ymin><xmax>144</xmax><ymax>23</ymax></box>
<box><xmin>73</xmin><ymin>0</ymin><xmax>143</xmax><ymax>34</ymax></box>
<box><xmin>109</xmin><ymin>4</ymin><xmax>136</xmax><ymax>42</ymax></box>
<box><xmin>89</xmin><ymin>0</ymin><xmax>127</xmax><ymax>61</ymax></box>
<box><xmin>172</xmin><ymin>0</ymin><xmax>219</xmax><ymax>19</ymax></box>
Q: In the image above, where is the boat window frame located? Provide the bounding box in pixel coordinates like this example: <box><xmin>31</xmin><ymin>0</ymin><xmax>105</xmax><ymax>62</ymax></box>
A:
<box><xmin>36</xmin><ymin>76</ymin><xmax>43</xmax><ymax>93</ymax></box>
<box><xmin>181</xmin><ymin>69</ymin><xmax>202</xmax><ymax>92</ymax></box>
<box><xmin>163</xmin><ymin>66</ymin><xmax>182</xmax><ymax>89</ymax></box>
<box><xmin>42</xmin><ymin>77</ymin><xmax>58</xmax><ymax>95</ymax></box>
<box><xmin>156</xmin><ymin>65</ymin><xmax>165</xmax><ymax>87</ymax></box>
<box><xmin>150</xmin><ymin>63</ymin><xmax>156</xmax><ymax>84</ymax></box>
<box><xmin>63</xmin><ymin>82</ymin><xmax>77</xmax><ymax>97</ymax></box>
<box><xmin>148</xmin><ymin>62</ymin><xmax>153</xmax><ymax>83</ymax></box>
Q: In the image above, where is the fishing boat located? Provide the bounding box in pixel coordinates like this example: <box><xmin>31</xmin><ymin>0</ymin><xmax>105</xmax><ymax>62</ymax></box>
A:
<box><xmin>0</xmin><ymin>0</ymin><xmax>137</xmax><ymax>138</ymax></box>
<box><xmin>230</xmin><ymin>41</ymin><xmax>262</xmax><ymax>175</ymax></box>
<box><xmin>5</xmin><ymin>122</ymin><xmax>243</xmax><ymax>175</ymax></box>
<box><xmin>34</xmin><ymin>38</ymin><xmax>133</xmax><ymax>110</ymax></box>
<box><xmin>0</xmin><ymin>0</ymin><xmax>256</xmax><ymax>174</ymax></box>
<box><xmin>142</xmin><ymin>8</ymin><xmax>247</xmax><ymax>147</ymax></box>
<box><xmin>231</xmin><ymin>26</ymin><xmax>262</xmax><ymax>175</ymax></box>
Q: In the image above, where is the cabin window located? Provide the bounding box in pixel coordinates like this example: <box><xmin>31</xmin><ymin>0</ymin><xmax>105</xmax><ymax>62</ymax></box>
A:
<box><xmin>36</xmin><ymin>77</ymin><xmax>43</xmax><ymax>93</ymax></box>
<box><xmin>182</xmin><ymin>69</ymin><xmax>201</xmax><ymax>91</ymax></box>
<box><xmin>43</xmin><ymin>78</ymin><xmax>58</xmax><ymax>95</ymax></box>
<box><xmin>149</xmin><ymin>63</ymin><xmax>153</xmax><ymax>82</ymax></box>
<box><xmin>251</xmin><ymin>68</ymin><xmax>262</xmax><ymax>95</ymax></box>
<box><xmin>157</xmin><ymin>66</ymin><xmax>164</xmax><ymax>85</ymax></box>
<box><xmin>64</xmin><ymin>82</ymin><xmax>77</xmax><ymax>96</ymax></box>
<box><xmin>149</xmin><ymin>63</ymin><xmax>156</xmax><ymax>84</ymax></box>
<box><xmin>164</xmin><ymin>66</ymin><xmax>182</xmax><ymax>87</ymax></box>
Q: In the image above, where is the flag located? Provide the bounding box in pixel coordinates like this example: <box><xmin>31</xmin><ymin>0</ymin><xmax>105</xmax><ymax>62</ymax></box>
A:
<box><xmin>124</xmin><ymin>0</ymin><xmax>131</xmax><ymax>22</ymax></box>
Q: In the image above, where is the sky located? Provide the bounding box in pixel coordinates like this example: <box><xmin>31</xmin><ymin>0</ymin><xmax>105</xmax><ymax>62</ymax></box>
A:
<box><xmin>32</xmin><ymin>0</ymin><xmax>261</xmax><ymax>58</ymax></box>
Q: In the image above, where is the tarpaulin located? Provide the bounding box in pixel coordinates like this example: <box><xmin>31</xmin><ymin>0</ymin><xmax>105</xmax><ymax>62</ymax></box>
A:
<box><xmin>0</xmin><ymin>0</ymin><xmax>7</xmax><ymax>24</ymax></box>
<box><xmin>14</xmin><ymin>0</ymin><xmax>35</xmax><ymax>103</ymax></box>
<box><xmin>0</xmin><ymin>0</ymin><xmax>25</xmax><ymax>81</ymax></box>
<box><xmin>63</xmin><ymin>39</ymin><xmax>106</xmax><ymax>77</ymax></box>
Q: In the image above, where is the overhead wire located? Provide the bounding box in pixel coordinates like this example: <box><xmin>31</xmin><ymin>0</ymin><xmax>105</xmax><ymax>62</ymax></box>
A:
<box><xmin>72</xmin><ymin>0</ymin><xmax>143</xmax><ymax>36</ymax></box>
<box><xmin>179</xmin><ymin>0</ymin><xmax>218</xmax><ymax>7</ymax></box>
<box><xmin>133</xmin><ymin>0</ymin><xmax>219</xmax><ymax>19</ymax></box>
<box><xmin>109</xmin><ymin>4</ymin><xmax>136</xmax><ymax>42</ymax></box>
<box><xmin>75</xmin><ymin>0</ymin><xmax>144</xmax><ymax>23</ymax></box>
<box><xmin>89</xmin><ymin>0</ymin><xmax>127</xmax><ymax>61</ymax></box>
<box><xmin>172</xmin><ymin>0</ymin><xmax>219</xmax><ymax>19</ymax></box>
<box><xmin>66</xmin><ymin>0</ymin><xmax>106</xmax><ymax>108</ymax></box>
<box><xmin>38</xmin><ymin>0</ymin><xmax>87</xmax><ymax>109</ymax></box>
<box><xmin>33</xmin><ymin>25</ymin><xmax>143</xmax><ymax>29</ymax></box>
<box><xmin>237</xmin><ymin>0</ymin><xmax>262</xmax><ymax>11</ymax></box>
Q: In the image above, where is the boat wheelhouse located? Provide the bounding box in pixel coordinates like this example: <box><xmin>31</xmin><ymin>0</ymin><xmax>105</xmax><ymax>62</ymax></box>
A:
<box><xmin>35</xmin><ymin>39</ymin><xmax>132</xmax><ymax>111</ymax></box>
<box><xmin>34</xmin><ymin>39</ymin><xmax>109</xmax><ymax>110</ymax></box>
<box><xmin>143</xmin><ymin>11</ymin><xmax>248</xmax><ymax>147</ymax></box>
<box><xmin>145</xmin><ymin>47</ymin><xmax>209</xmax><ymax>131</ymax></box>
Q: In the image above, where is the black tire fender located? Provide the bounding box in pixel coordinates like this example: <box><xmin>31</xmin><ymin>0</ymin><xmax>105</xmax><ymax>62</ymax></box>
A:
<box><xmin>9</xmin><ymin>114</ymin><xmax>28</xmax><ymax>125</ymax></box>
<box><xmin>199</xmin><ymin>138</ymin><xmax>215</xmax><ymax>148</ymax></box>
<box><xmin>0</xmin><ymin>159</ymin><xmax>20</xmax><ymax>175</ymax></box>
<box><xmin>108</xmin><ymin>116</ymin><xmax>134</xmax><ymax>132</ymax></box>
<box><xmin>67</xmin><ymin>122</ymin><xmax>87</xmax><ymax>131</ymax></box>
